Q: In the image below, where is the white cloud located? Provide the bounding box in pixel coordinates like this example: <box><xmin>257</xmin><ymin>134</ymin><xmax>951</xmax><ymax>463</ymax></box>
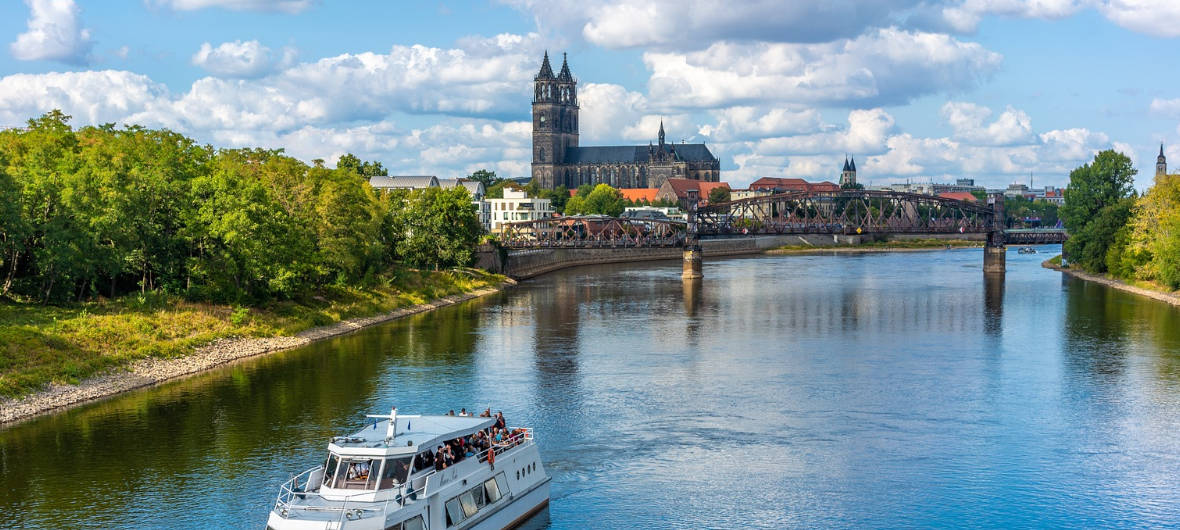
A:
<box><xmin>644</xmin><ymin>29</ymin><xmax>1002</xmax><ymax>109</ymax></box>
<box><xmin>700</xmin><ymin>106</ymin><xmax>825</xmax><ymax>142</ymax></box>
<box><xmin>0</xmin><ymin>70</ymin><xmax>168</xmax><ymax>126</ymax></box>
<box><xmin>941</xmin><ymin>101</ymin><xmax>1034</xmax><ymax>145</ymax></box>
<box><xmin>1100</xmin><ymin>0</ymin><xmax>1180</xmax><ymax>38</ymax></box>
<box><xmin>9</xmin><ymin>0</ymin><xmax>93</xmax><ymax>65</ymax></box>
<box><xmin>192</xmin><ymin>40</ymin><xmax>297</xmax><ymax>78</ymax></box>
<box><xmin>941</xmin><ymin>0</ymin><xmax>1086</xmax><ymax>32</ymax></box>
<box><xmin>753</xmin><ymin>109</ymin><xmax>897</xmax><ymax>156</ymax></box>
<box><xmin>1150</xmin><ymin>97</ymin><xmax>1180</xmax><ymax>117</ymax></box>
<box><xmin>146</xmin><ymin>0</ymin><xmax>315</xmax><ymax>13</ymax></box>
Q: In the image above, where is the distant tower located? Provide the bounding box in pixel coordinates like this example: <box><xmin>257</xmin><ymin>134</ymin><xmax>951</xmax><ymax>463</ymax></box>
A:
<box><xmin>1158</xmin><ymin>143</ymin><xmax>1167</xmax><ymax>178</ymax></box>
<box><xmin>531</xmin><ymin>52</ymin><xmax>579</xmax><ymax>189</ymax></box>
<box><xmin>840</xmin><ymin>155</ymin><xmax>857</xmax><ymax>187</ymax></box>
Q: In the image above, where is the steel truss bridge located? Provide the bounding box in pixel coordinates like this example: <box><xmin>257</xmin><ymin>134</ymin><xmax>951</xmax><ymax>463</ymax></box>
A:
<box><xmin>498</xmin><ymin>190</ymin><xmax>1068</xmax><ymax>248</ymax></box>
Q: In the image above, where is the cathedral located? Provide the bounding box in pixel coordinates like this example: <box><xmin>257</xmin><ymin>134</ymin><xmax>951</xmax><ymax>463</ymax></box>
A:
<box><xmin>531</xmin><ymin>52</ymin><xmax>721</xmax><ymax>190</ymax></box>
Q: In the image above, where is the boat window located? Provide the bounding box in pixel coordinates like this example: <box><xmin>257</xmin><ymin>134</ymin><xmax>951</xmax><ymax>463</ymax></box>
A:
<box><xmin>471</xmin><ymin>485</ymin><xmax>487</xmax><ymax>509</ymax></box>
<box><xmin>322</xmin><ymin>454</ymin><xmax>339</xmax><ymax>486</ymax></box>
<box><xmin>403</xmin><ymin>515</ymin><xmax>425</xmax><ymax>530</ymax></box>
<box><xmin>331</xmin><ymin>458</ymin><xmax>381</xmax><ymax>490</ymax></box>
<box><xmin>459</xmin><ymin>490</ymin><xmax>479</xmax><ymax>518</ymax></box>
<box><xmin>445</xmin><ymin>497</ymin><xmax>464</xmax><ymax>527</ymax></box>
<box><xmin>484</xmin><ymin>478</ymin><xmax>501</xmax><ymax>503</ymax></box>
<box><xmin>366</xmin><ymin>459</ymin><xmax>383</xmax><ymax>490</ymax></box>
<box><xmin>494</xmin><ymin>473</ymin><xmax>509</xmax><ymax>496</ymax></box>
<box><xmin>380</xmin><ymin>456</ymin><xmax>412</xmax><ymax>489</ymax></box>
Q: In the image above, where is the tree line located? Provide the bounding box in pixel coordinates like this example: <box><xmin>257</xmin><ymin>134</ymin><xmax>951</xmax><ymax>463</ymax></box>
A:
<box><xmin>0</xmin><ymin>111</ymin><xmax>481</xmax><ymax>304</ymax></box>
<box><xmin>1061</xmin><ymin>149</ymin><xmax>1180</xmax><ymax>290</ymax></box>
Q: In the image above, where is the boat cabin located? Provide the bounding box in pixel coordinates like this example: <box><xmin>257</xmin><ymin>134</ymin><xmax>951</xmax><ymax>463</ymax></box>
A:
<box><xmin>315</xmin><ymin>413</ymin><xmax>496</xmax><ymax>503</ymax></box>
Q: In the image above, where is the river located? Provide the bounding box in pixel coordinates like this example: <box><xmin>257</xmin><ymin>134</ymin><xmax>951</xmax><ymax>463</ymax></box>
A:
<box><xmin>3</xmin><ymin>246</ymin><xmax>1180</xmax><ymax>528</ymax></box>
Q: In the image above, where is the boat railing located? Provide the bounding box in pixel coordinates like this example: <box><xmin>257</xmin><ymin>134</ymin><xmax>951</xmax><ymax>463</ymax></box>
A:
<box><xmin>274</xmin><ymin>466</ymin><xmax>437</xmax><ymax>523</ymax></box>
<box><xmin>476</xmin><ymin>427</ymin><xmax>533</xmax><ymax>463</ymax></box>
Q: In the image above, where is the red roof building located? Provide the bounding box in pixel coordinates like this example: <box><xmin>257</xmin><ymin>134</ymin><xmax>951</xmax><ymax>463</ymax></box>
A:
<box><xmin>748</xmin><ymin>177</ymin><xmax>840</xmax><ymax>193</ymax></box>
<box><xmin>938</xmin><ymin>191</ymin><xmax>978</xmax><ymax>203</ymax></box>
<box><xmin>654</xmin><ymin>179</ymin><xmax>731</xmax><ymax>203</ymax></box>
<box><xmin>619</xmin><ymin>188</ymin><xmax>659</xmax><ymax>203</ymax></box>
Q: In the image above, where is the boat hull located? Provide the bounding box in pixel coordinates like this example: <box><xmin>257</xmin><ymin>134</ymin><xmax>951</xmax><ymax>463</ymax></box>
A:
<box><xmin>465</xmin><ymin>478</ymin><xmax>550</xmax><ymax>530</ymax></box>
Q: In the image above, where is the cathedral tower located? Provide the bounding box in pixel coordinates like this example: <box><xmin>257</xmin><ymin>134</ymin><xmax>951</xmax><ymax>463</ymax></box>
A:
<box><xmin>532</xmin><ymin>52</ymin><xmax>579</xmax><ymax>188</ymax></box>
<box><xmin>1158</xmin><ymin>143</ymin><xmax>1167</xmax><ymax>178</ymax></box>
<box><xmin>840</xmin><ymin>155</ymin><xmax>857</xmax><ymax>187</ymax></box>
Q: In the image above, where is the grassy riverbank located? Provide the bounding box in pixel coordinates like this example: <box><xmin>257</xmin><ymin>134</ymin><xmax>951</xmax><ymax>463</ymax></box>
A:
<box><xmin>768</xmin><ymin>238</ymin><xmax>983</xmax><ymax>254</ymax></box>
<box><xmin>1043</xmin><ymin>255</ymin><xmax>1180</xmax><ymax>306</ymax></box>
<box><xmin>0</xmin><ymin>268</ymin><xmax>504</xmax><ymax>399</ymax></box>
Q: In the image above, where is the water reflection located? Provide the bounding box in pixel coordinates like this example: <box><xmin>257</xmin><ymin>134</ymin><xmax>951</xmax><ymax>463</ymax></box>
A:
<box><xmin>4</xmin><ymin>247</ymin><xmax>1180</xmax><ymax>528</ymax></box>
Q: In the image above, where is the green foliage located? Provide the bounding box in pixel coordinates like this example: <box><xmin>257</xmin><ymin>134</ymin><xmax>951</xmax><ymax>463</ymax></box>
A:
<box><xmin>565</xmin><ymin>183</ymin><xmax>625</xmax><ymax>216</ymax></box>
<box><xmin>1004</xmin><ymin>195</ymin><xmax>1059</xmax><ymax>227</ymax></box>
<box><xmin>394</xmin><ymin>187</ymin><xmax>482</xmax><ymax>270</ymax></box>
<box><xmin>1067</xmin><ymin>198</ymin><xmax>1134</xmax><ymax>273</ymax></box>
<box><xmin>0</xmin><ymin>111</ymin><xmax>483</xmax><ymax>304</ymax></box>
<box><xmin>1061</xmin><ymin>150</ymin><xmax>1137</xmax><ymax>273</ymax></box>
<box><xmin>467</xmin><ymin>169</ymin><xmax>498</xmax><ymax>188</ymax></box>
<box><xmin>840</xmin><ymin>182</ymin><xmax>865</xmax><ymax>190</ymax></box>
<box><xmin>707</xmin><ymin>186</ymin><xmax>731</xmax><ymax>203</ymax></box>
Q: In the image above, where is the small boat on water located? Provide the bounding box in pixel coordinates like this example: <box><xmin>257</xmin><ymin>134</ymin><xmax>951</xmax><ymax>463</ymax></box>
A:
<box><xmin>267</xmin><ymin>408</ymin><xmax>550</xmax><ymax>530</ymax></box>
<box><xmin>1018</xmin><ymin>247</ymin><xmax>1037</xmax><ymax>254</ymax></box>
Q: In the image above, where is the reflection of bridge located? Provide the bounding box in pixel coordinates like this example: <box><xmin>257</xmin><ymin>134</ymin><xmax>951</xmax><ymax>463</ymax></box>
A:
<box><xmin>499</xmin><ymin>190</ymin><xmax>1068</xmax><ymax>248</ymax></box>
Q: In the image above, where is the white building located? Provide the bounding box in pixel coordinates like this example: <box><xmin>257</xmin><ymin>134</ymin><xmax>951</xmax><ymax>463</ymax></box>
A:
<box><xmin>488</xmin><ymin>189</ymin><xmax>552</xmax><ymax>233</ymax></box>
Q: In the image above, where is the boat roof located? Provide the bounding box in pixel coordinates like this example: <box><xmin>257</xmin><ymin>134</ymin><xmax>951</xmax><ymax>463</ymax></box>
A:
<box><xmin>329</xmin><ymin>414</ymin><xmax>494</xmax><ymax>455</ymax></box>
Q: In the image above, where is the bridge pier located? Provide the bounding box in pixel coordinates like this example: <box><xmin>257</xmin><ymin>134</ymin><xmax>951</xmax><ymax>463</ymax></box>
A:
<box><xmin>682</xmin><ymin>246</ymin><xmax>703</xmax><ymax>280</ymax></box>
<box><xmin>983</xmin><ymin>245</ymin><xmax>1006</xmax><ymax>274</ymax></box>
<box><xmin>984</xmin><ymin>193</ymin><xmax>1006</xmax><ymax>274</ymax></box>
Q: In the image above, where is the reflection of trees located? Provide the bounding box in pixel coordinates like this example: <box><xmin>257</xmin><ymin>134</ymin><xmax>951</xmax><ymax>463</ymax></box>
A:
<box><xmin>1062</xmin><ymin>276</ymin><xmax>1180</xmax><ymax>383</ymax></box>
<box><xmin>0</xmin><ymin>300</ymin><xmax>491</xmax><ymax>527</ymax></box>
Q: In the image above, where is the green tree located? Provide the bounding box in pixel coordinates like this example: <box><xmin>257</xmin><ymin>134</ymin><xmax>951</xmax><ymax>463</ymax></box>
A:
<box><xmin>468</xmin><ymin>169</ymin><xmax>498</xmax><ymax>188</ymax></box>
<box><xmin>708</xmin><ymin>186</ymin><xmax>731</xmax><ymax>203</ymax></box>
<box><xmin>395</xmin><ymin>187</ymin><xmax>482</xmax><ymax>270</ymax></box>
<box><xmin>580</xmin><ymin>183</ymin><xmax>626</xmax><ymax>216</ymax></box>
<box><xmin>1061</xmin><ymin>150</ymin><xmax>1137</xmax><ymax>272</ymax></box>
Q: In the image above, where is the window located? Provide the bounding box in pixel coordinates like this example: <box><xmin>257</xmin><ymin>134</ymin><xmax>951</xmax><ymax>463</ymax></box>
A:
<box><xmin>380</xmin><ymin>456</ymin><xmax>412</xmax><ymax>489</ymax></box>
<box><xmin>472</xmin><ymin>485</ymin><xmax>487</xmax><ymax>509</ymax></box>
<box><xmin>322</xmin><ymin>454</ymin><xmax>339</xmax><ymax>487</ymax></box>
<box><xmin>484</xmin><ymin>478</ymin><xmax>501</xmax><ymax>503</ymax></box>
<box><xmin>459</xmin><ymin>490</ymin><xmax>479</xmax><ymax>518</ymax></box>
<box><xmin>403</xmin><ymin>516</ymin><xmax>425</xmax><ymax>530</ymax></box>
<box><xmin>446</xmin><ymin>498</ymin><xmax>464</xmax><ymax>527</ymax></box>
<box><xmin>329</xmin><ymin>458</ymin><xmax>381</xmax><ymax>490</ymax></box>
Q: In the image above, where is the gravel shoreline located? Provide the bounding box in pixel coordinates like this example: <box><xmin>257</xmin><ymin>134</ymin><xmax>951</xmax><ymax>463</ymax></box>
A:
<box><xmin>0</xmin><ymin>284</ymin><xmax>508</xmax><ymax>427</ymax></box>
<box><xmin>1043</xmin><ymin>260</ymin><xmax>1180</xmax><ymax>306</ymax></box>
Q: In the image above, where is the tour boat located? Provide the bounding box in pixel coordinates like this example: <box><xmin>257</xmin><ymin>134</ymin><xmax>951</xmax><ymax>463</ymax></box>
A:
<box><xmin>1018</xmin><ymin>247</ymin><xmax>1037</xmax><ymax>254</ymax></box>
<box><xmin>267</xmin><ymin>408</ymin><xmax>550</xmax><ymax>530</ymax></box>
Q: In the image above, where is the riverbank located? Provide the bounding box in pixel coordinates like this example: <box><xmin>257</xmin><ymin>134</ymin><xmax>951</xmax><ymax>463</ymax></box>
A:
<box><xmin>1042</xmin><ymin>258</ymin><xmax>1180</xmax><ymax>307</ymax></box>
<box><xmin>0</xmin><ymin>269</ymin><xmax>509</xmax><ymax>426</ymax></box>
<box><xmin>767</xmin><ymin>239</ymin><xmax>983</xmax><ymax>255</ymax></box>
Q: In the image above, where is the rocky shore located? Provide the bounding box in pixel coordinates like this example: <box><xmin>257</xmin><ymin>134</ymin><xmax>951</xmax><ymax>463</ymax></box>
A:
<box><xmin>1043</xmin><ymin>260</ymin><xmax>1180</xmax><ymax>307</ymax></box>
<box><xmin>0</xmin><ymin>284</ymin><xmax>508</xmax><ymax>426</ymax></box>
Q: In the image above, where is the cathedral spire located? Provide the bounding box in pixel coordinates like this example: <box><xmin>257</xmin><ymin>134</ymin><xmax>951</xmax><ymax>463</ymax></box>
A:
<box><xmin>557</xmin><ymin>52</ymin><xmax>573</xmax><ymax>82</ymax></box>
<box><xmin>849</xmin><ymin>155</ymin><xmax>856</xmax><ymax>171</ymax></box>
<box><xmin>843</xmin><ymin>155</ymin><xmax>849</xmax><ymax>172</ymax></box>
<box><xmin>658</xmin><ymin>119</ymin><xmax>665</xmax><ymax>148</ymax></box>
<box><xmin>537</xmin><ymin>51</ymin><xmax>554</xmax><ymax>79</ymax></box>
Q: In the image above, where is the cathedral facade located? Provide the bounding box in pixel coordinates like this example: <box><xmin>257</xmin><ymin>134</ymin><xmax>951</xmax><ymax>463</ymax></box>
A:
<box><xmin>531</xmin><ymin>52</ymin><xmax>721</xmax><ymax>190</ymax></box>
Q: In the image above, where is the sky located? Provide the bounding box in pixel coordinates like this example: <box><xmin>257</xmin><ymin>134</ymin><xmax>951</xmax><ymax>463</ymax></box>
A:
<box><xmin>1</xmin><ymin>0</ymin><xmax>1179</xmax><ymax>190</ymax></box>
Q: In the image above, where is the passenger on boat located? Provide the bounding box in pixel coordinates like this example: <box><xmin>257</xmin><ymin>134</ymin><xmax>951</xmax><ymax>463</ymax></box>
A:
<box><xmin>480</xmin><ymin>408</ymin><xmax>491</xmax><ymax>418</ymax></box>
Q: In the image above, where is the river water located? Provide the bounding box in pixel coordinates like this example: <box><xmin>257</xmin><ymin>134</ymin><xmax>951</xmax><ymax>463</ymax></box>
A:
<box><xmin>3</xmin><ymin>246</ymin><xmax>1180</xmax><ymax>528</ymax></box>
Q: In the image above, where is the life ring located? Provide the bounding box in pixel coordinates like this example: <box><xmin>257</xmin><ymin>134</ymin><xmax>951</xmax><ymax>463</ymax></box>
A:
<box><xmin>487</xmin><ymin>447</ymin><xmax>495</xmax><ymax>466</ymax></box>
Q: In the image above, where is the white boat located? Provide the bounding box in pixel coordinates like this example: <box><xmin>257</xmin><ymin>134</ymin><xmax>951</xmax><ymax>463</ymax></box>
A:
<box><xmin>267</xmin><ymin>408</ymin><xmax>550</xmax><ymax>530</ymax></box>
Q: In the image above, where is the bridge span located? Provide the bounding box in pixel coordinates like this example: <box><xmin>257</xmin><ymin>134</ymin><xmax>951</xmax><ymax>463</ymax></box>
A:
<box><xmin>493</xmin><ymin>189</ymin><xmax>1067</xmax><ymax>278</ymax></box>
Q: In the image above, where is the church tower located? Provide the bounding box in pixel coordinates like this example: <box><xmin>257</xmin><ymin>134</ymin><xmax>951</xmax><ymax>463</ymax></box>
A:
<box><xmin>840</xmin><ymin>155</ymin><xmax>857</xmax><ymax>187</ymax></box>
<box><xmin>1158</xmin><ymin>143</ymin><xmax>1167</xmax><ymax>178</ymax></box>
<box><xmin>532</xmin><ymin>52</ymin><xmax>579</xmax><ymax>189</ymax></box>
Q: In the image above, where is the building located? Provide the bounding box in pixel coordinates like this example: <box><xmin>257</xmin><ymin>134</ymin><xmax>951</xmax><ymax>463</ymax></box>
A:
<box><xmin>840</xmin><ymin>156</ymin><xmax>857</xmax><ymax>187</ymax></box>
<box><xmin>488</xmin><ymin>188</ymin><xmax>553</xmax><ymax>233</ymax></box>
<box><xmin>439</xmin><ymin>179</ymin><xmax>490</xmax><ymax>231</ymax></box>
<box><xmin>531</xmin><ymin>52</ymin><xmax>720</xmax><ymax>190</ymax></box>
<box><xmin>368</xmin><ymin>175</ymin><xmax>439</xmax><ymax>190</ymax></box>
<box><xmin>748</xmin><ymin>177</ymin><xmax>840</xmax><ymax>194</ymax></box>
<box><xmin>937</xmin><ymin>191</ymin><xmax>978</xmax><ymax>203</ymax></box>
<box><xmin>1159</xmin><ymin>143</ymin><xmax>1168</xmax><ymax>178</ymax></box>
<box><xmin>623</xmin><ymin>205</ymin><xmax>684</xmax><ymax>221</ymax></box>
<box><xmin>654</xmin><ymin>179</ymin><xmax>731</xmax><ymax>205</ymax></box>
<box><xmin>618</xmin><ymin>188</ymin><xmax>659</xmax><ymax>203</ymax></box>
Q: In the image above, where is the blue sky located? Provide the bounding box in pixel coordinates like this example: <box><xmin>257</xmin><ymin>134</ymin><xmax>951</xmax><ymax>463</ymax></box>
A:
<box><xmin>1</xmin><ymin>0</ymin><xmax>1178</xmax><ymax>190</ymax></box>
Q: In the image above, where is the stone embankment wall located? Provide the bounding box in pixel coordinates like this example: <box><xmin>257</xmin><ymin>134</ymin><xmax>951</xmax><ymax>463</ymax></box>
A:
<box><xmin>482</xmin><ymin>233</ymin><xmax>892</xmax><ymax>279</ymax></box>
